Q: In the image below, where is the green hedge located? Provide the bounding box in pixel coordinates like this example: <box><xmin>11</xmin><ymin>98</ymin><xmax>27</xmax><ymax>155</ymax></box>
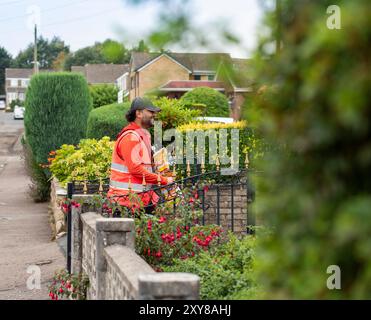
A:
<box><xmin>163</xmin><ymin>233</ymin><xmax>259</xmax><ymax>299</ymax></box>
<box><xmin>86</xmin><ymin>102</ymin><xmax>130</xmax><ymax>140</ymax></box>
<box><xmin>24</xmin><ymin>72</ymin><xmax>92</xmax><ymax>165</ymax></box>
<box><xmin>89</xmin><ymin>84</ymin><xmax>119</xmax><ymax>109</ymax></box>
<box><xmin>180</xmin><ymin>87</ymin><xmax>230</xmax><ymax>117</ymax></box>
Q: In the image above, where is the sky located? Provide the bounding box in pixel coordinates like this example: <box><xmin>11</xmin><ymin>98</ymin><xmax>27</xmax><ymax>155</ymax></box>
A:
<box><xmin>0</xmin><ymin>0</ymin><xmax>263</xmax><ymax>59</ymax></box>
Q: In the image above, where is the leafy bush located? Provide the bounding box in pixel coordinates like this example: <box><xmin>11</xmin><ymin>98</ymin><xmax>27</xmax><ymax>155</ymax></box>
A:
<box><xmin>163</xmin><ymin>233</ymin><xmax>259</xmax><ymax>299</ymax></box>
<box><xmin>89</xmin><ymin>84</ymin><xmax>119</xmax><ymax>109</ymax></box>
<box><xmin>249</xmin><ymin>0</ymin><xmax>371</xmax><ymax>298</ymax></box>
<box><xmin>176</xmin><ymin>121</ymin><xmax>263</xmax><ymax>173</ymax></box>
<box><xmin>49</xmin><ymin>269</ymin><xmax>89</xmax><ymax>300</ymax></box>
<box><xmin>24</xmin><ymin>72</ymin><xmax>92</xmax><ymax>165</ymax></box>
<box><xmin>86</xmin><ymin>102</ymin><xmax>130</xmax><ymax>140</ymax></box>
<box><xmin>9</xmin><ymin>98</ymin><xmax>24</xmax><ymax>111</ymax></box>
<box><xmin>180</xmin><ymin>87</ymin><xmax>230</xmax><ymax>117</ymax></box>
<box><xmin>49</xmin><ymin>137</ymin><xmax>114</xmax><ymax>186</ymax></box>
<box><xmin>21</xmin><ymin>137</ymin><xmax>50</xmax><ymax>202</ymax></box>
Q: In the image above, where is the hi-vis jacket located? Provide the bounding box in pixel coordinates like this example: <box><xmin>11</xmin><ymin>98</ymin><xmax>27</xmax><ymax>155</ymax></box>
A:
<box><xmin>107</xmin><ymin>122</ymin><xmax>168</xmax><ymax>207</ymax></box>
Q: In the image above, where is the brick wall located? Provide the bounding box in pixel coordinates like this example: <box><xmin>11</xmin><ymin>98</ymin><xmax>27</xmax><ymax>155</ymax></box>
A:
<box><xmin>203</xmin><ymin>184</ymin><xmax>250</xmax><ymax>235</ymax></box>
<box><xmin>129</xmin><ymin>55</ymin><xmax>189</xmax><ymax>99</ymax></box>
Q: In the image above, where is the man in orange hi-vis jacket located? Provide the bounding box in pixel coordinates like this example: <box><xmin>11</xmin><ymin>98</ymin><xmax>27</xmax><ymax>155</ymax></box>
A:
<box><xmin>107</xmin><ymin>97</ymin><xmax>173</xmax><ymax>213</ymax></box>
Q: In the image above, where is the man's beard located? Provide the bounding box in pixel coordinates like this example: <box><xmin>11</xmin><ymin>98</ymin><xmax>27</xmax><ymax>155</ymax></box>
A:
<box><xmin>142</xmin><ymin>117</ymin><xmax>154</xmax><ymax>128</ymax></box>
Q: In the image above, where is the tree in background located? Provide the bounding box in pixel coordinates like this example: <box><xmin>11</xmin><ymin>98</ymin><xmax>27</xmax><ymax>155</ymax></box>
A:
<box><xmin>101</xmin><ymin>39</ymin><xmax>130</xmax><ymax>64</ymax></box>
<box><xmin>12</xmin><ymin>36</ymin><xmax>69</xmax><ymax>69</ymax></box>
<box><xmin>0</xmin><ymin>46</ymin><xmax>13</xmax><ymax>95</ymax></box>
<box><xmin>132</xmin><ymin>39</ymin><xmax>150</xmax><ymax>52</ymax></box>
<box><xmin>64</xmin><ymin>42</ymin><xmax>106</xmax><ymax>70</ymax></box>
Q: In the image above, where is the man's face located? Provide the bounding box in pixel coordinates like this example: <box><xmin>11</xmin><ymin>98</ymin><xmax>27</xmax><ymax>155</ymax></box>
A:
<box><xmin>138</xmin><ymin>109</ymin><xmax>156</xmax><ymax>128</ymax></box>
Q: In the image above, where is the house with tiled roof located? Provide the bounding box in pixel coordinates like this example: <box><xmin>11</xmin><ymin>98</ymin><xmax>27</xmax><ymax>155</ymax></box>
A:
<box><xmin>117</xmin><ymin>52</ymin><xmax>252</xmax><ymax>119</ymax></box>
<box><xmin>71</xmin><ymin>63</ymin><xmax>129</xmax><ymax>85</ymax></box>
<box><xmin>4</xmin><ymin>68</ymin><xmax>53</xmax><ymax>106</ymax></box>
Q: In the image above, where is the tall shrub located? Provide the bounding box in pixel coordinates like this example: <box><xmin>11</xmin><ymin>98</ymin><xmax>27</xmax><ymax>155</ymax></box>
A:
<box><xmin>24</xmin><ymin>72</ymin><xmax>92</xmax><ymax>165</ymax></box>
<box><xmin>181</xmin><ymin>87</ymin><xmax>230</xmax><ymax>117</ymax></box>
<box><xmin>86</xmin><ymin>102</ymin><xmax>130</xmax><ymax>140</ymax></box>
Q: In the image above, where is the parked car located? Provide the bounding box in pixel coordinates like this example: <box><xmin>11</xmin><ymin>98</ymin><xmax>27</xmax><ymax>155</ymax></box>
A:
<box><xmin>0</xmin><ymin>100</ymin><xmax>5</xmax><ymax>110</ymax></box>
<box><xmin>195</xmin><ymin>117</ymin><xmax>234</xmax><ymax>124</ymax></box>
<box><xmin>13</xmin><ymin>106</ymin><xmax>25</xmax><ymax>120</ymax></box>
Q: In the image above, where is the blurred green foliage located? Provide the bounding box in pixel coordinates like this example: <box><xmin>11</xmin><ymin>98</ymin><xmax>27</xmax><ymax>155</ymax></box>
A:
<box><xmin>248</xmin><ymin>0</ymin><xmax>371</xmax><ymax>299</ymax></box>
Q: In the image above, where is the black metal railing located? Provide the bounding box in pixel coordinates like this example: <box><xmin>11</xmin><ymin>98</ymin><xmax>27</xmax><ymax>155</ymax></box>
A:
<box><xmin>66</xmin><ymin>166</ymin><xmax>256</xmax><ymax>272</ymax></box>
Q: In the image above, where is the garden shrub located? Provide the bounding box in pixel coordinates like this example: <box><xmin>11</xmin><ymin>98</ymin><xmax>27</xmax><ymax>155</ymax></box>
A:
<box><xmin>24</xmin><ymin>72</ymin><xmax>92</xmax><ymax>165</ymax></box>
<box><xmin>163</xmin><ymin>233</ymin><xmax>259</xmax><ymax>299</ymax></box>
<box><xmin>151</xmin><ymin>97</ymin><xmax>201</xmax><ymax>131</ymax></box>
<box><xmin>180</xmin><ymin>87</ymin><xmax>230</xmax><ymax>117</ymax></box>
<box><xmin>89</xmin><ymin>84</ymin><xmax>119</xmax><ymax>109</ymax></box>
<box><xmin>21</xmin><ymin>137</ymin><xmax>50</xmax><ymax>202</ymax></box>
<box><xmin>49</xmin><ymin>137</ymin><xmax>114</xmax><ymax>186</ymax></box>
<box><xmin>176</xmin><ymin>121</ymin><xmax>263</xmax><ymax>174</ymax></box>
<box><xmin>9</xmin><ymin>98</ymin><xmax>24</xmax><ymax>111</ymax></box>
<box><xmin>250</xmin><ymin>0</ymin><xmax>371</xmax><ymax>298</ymax></box>
<box><xmin>86</xmin><ymin>102</ymin><xmax>130</xmax><ymax>140</ymax></box>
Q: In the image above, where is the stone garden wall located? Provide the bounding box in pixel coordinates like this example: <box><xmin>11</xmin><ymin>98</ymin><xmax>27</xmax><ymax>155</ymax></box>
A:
<box><xmin>71</xmin><ymin>201</ymin><xmax>200</xmax><ymax>300</ymax></box>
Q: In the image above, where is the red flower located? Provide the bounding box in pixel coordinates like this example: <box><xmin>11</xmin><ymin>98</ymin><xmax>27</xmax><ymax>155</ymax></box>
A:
<box><xmin>155</xmin><ymin>251</ymin><xmax>162</xmax><ymax>258</ymax></box>
<box><xmin>71</xmin><ymin>201</ymin><xmax>80</xmax><ymax>208</ymax></box>
<box><xmin>203</xmin><ymin>186</ymin><xmax>209</xmax><ymax>193</ymax></box>
<box><xmin>59</xmin><ymin>287</ymin><xmax>64</xmax><ymax>293</ymax></box>
<box><xmin>147</xmin><ymin>220</ymin><xmax>152</xmax><ymax>232</ymax></box>
<box><xmin>147</xmin><ymin>249</ymin><xmax>151</xmax><ymax>256</ymax></box>
<box><xmin>158</xmin><ymin>216</ymin><xmax>167</xmax><ymax>223</ymax></box>
<box><xmin>189</xmin><ymin>197</ymin><xmax>195</xmax><ymax>204</ymax></box>
<box><xmin>194</xmin><ymin>192</ymin><xmax>199</xmax><ymax>199</ymax></box>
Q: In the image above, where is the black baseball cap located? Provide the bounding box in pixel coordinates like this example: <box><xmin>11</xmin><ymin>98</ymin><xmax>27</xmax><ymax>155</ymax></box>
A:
<box><xmin>130</xmin><ymin>97</ymin><xmax>161</xmax><ymax>112</ymax></box>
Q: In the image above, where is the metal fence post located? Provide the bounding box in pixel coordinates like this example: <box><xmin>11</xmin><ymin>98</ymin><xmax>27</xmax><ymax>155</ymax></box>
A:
<box><xmin>67</xmin><ymin>182</ymin><xmax>73</xmax><ymax>273</ymax></box>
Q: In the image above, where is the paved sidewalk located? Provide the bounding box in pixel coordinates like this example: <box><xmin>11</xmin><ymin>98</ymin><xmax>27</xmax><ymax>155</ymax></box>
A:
<box><xmin>0</xmin><ymin>153</ymin><xmax>65</xmax><ymax>300</ymax></box>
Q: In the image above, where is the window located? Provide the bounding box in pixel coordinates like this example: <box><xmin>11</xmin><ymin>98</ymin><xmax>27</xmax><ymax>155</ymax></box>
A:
<box><xmin>21</xmin><ymin>79</ymin><xmax>29</xmax><ymax>87</ymax></box>
<box><xmin>194</xmin><ymin>75</ymin><xmax>201</xmax><ymax>80</ymax></box>
<box><xmin>19</xmin><ymin>93</ymin><xmax>25</xmax><ymax>101</ymax></box>
<box><xmin>208</xmin><ymin>75</ymin><xmax>215</xmax><ymax>81</ymax></box>
<box><xmin>131</xmin><ymin>77</ymin><xmax>135</xmax><ymax>89</ymax></box>
<box><xmin>7</xmin><ymin>92</ymin><xmax>18</xmax><ymax>103</ymax></box>
<box><xmin>10</xmin><ymin>79</ymin><xmax>17</xmax><ymax>87</ymax></box>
